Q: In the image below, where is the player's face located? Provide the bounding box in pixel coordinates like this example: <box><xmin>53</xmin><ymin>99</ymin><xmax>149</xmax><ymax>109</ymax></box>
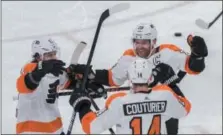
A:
<box><xmin>132</xmin><ymin>83</ymin><xmax>149</xmax><ymax>93</ymax></box>
<box><xmin>133</xmin><ymin>39</ymin><xmax>152</xmax><ymax>58</ymax></box>
<box><xmin>43</xmin><ymin>51</ymin><xmax>57</xmax><ymax>61</ymax></box>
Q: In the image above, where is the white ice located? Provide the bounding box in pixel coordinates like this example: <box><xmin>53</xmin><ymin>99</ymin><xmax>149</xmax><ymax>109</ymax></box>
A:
<box><xmin>2</xmin><ymin>1</ymin><xmax>222</xmax><ymax>134</ymax></box>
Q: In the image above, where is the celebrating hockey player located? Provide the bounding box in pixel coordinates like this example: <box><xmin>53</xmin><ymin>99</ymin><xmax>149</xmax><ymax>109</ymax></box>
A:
<box><xmin>68</xmin><ymin>22</ymin><xmax>208</xmax><ymax>134</ymax></box>
<box><xmin>69</xmin><ymin>58</ymin><xmax>191</xmax><ymax>134</ymax></box>
<box><xmin>15</xmin><ymin>38</ymin><xmax>103</xmax><ymax>134</ymax></box>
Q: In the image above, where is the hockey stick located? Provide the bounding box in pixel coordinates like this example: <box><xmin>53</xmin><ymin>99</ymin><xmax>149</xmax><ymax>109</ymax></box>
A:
<box><xmin>58</xmin><ymin>74</ymin><xmax>180</xmax><ymax>97</ymax></box>
<box><xmin>195</xmin><ymin>10</ymin><xmax>223</xmax><ymax>29</ymax></box>
<box><xmin>68</xmin><ymin>3</ymin><xmax>130</xmax><ymax>135</ymax></box>
<box><xmin>57</xmin><ymin>86</ymin><xmax>130</xmax><ymax>97</ymax></box>
<box><xmin>65</xmin><ymin>36</ymin><xmax>87</xmax><ymax>134</ymax></box>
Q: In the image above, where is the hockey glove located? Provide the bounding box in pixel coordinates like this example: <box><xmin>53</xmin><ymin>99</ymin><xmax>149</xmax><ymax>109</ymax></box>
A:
<box><xmin>30</xmin><ymin>59</ymin><xmax>65</xmax><ymax>83</ymax></box>
<box><xmin>69</xmin><ymin>88</ymin><xmax>91</xmax><ymax>112</ymax></box>
<box><xmin>86</xmin><ymin>81</ymin><xmax>107</xmax><ymax>99</ymax></box>
<box><xmin>187</xmin><ymin>35</ymin><xmax>208</xmax><ymax>57</ymax></box>
<box><xmin>66</xmin><ymin>64</ymin><xmax>95</xmax><ymax>80</ymax></box>
<box><xmin>150</xmin><ymin>63</ymin><xmax>179</xmax><ymax>87</ymax></box>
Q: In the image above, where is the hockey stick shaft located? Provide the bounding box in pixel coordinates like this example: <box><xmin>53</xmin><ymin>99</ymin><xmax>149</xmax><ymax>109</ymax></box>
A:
<box><xmin>57</xmin><ymin>86</ymin><xmax>130</xmax><ymax>97</ymax></box>
<box><xmin>68</xmin><ymin>3</ymin><xmax>129</xmax><ymax>135</ymax></box>
<box><xmin>66</xmin><ymin>41</ymin><xmax>87</xmax><ymax>134</ymax></box>
<box><xmin>208</xmin><ymin>10</ymin><xmax>223</xmax><ymax>28</ymax></box>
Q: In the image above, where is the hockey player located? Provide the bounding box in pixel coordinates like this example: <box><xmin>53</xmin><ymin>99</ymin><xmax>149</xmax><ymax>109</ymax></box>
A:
<box><xmin>68</xmin><ymin>22</ymin><xmax>208</xmax><ymax>134</ymax></box>
<box><xmin>69</xmin><ymin>58</ymin><xmax>191</xmax><ymax>134</ymax></box>
<box><xmin>15</xmin><ymin>38</ymin><xmax>103</xmax><ymax>134</ymax></box>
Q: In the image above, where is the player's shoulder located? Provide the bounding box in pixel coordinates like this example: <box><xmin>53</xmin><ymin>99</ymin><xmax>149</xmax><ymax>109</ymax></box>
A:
<box><xmin>151</xmin><ymin>85</ymin><xmax>180</xmax><ymax>100</ymax></box>
<box><xmin>105</xmin><ymin>92</ymin><xmax>127</xmax><ymax>108</ymax></box>
<box><xmin>122</xmin><ymin>49</ymin><xmax>136</xmax><ymax>57</ymax></box>
<box><xmin>157</xmin><ymin>44</ymin><xmax>181</xmax><ymax>52</ymax></box>
<box><xmin>20</xmin><ymin>61</ymin><xmax>37</xmax><ymax>75</ymax></box>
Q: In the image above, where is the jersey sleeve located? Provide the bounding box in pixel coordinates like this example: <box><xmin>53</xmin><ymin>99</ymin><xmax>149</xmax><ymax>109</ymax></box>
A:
<box><xmin>165</xmin><ymin>90</ymin><xmax>191</xmax><ymax>119</ymax></box>
<box><xmin>81</xmin><ymin>92</ymin><xmax>127</xmax><ymax>134</ymax></box>
<box><xmin>108</xmin><ymin>49</ymin><xmax>136</xmax><ymax>86</ymax></box>
<box><xmin>81</xmin><ymin>98</ymin><xmax>123</xmax><ymax>134</ymax></box>
<box><xmin>159</xmin><ymin>44</ymin><xmax>203</xmax><ymax>75</ymax></box>
<box><xmin>152</xmin><ymin>85</ymin><xmax>191</xmax><ymax>119</ymax></box>
<box><xmin>16</xmin><ymin>63</ymin><xmax>37</xmax><ymax>94</ymax></box>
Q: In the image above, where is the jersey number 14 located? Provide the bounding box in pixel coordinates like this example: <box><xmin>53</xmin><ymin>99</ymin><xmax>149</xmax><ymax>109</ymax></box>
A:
<box><xmin>130</xmin><ymin>115</ymin><xmax>161</xmax><ymax>134</ymax></box>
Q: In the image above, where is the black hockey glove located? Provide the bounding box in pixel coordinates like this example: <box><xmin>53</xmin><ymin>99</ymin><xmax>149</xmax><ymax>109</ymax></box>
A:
<box><xmin>30</xmin><ymin>59</ymin><xmax>65</xmax><ymax>82</ymax></box>
<box><xmin>187</xmin><ymin>35</ymin><xmax>208</xmax><ymax>57</ymax></box>
<box><xmin>66</xmin><ymin>64</ymin><xmax>95</xmax><ymax>80</ymax></box>
<box><xmin>69</xmin><ymin>88</ymin><xmax>92</xmax><ymax>112</ymax></box>
<box><xmin>86</xmin><ymin>81</ymin><xmax>107</xmax><ymax>99</ymax></box>
<box><xmin>149</xmin><ymin>63</ymin><xmax>179</xmax><ymax>87</ymax></box>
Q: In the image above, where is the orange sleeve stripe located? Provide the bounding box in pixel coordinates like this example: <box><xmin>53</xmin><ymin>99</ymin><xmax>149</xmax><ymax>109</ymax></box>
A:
<box><xmin>81</xmin><ymin>111</ymin><xmax>97</xmax><ymax>134</ymax></box>
<box><xmin>185</xmin><ymin>56</ymin><xmax>200</xmax><ymax>75</ymax></box>
<box><xmin>152</xmin><ymin>85</ymin><xmax>191</xmax><ymax>114</ymax></box>
<box><xmin>159</xmin><ymin>44</ymin><xmax>181</xmax><ymax>52</ymax></box>
<box><xmin>105</xmin><ymin>92</ymin><xmax>127</xmax><ymax>108</ymax></box>
<box><xmin>123</xmin><ymin>49</ymin><xmax>136</xmax><ymax>56</ymax></box>
<box><xmin>16</xmin><ymin>117</ymin><xmax>62</xmax><ymax>134</ymax></box>
<box><xmin>108</xmin><ymin>69</ymin><xmax>118</xmax><ymax>86</ymax></box>
<box><xmin>16</xmin><ymin>63</ymin><xmax>38</xmax><ymax>94</ymax></box>
<box><xmin>16</xmin><ymin>75</ymin><xmax>34</xmax><ymax>94</ymax></box>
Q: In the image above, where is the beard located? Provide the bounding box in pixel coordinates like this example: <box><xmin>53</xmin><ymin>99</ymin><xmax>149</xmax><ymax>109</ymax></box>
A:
<box><xmin>135</xmin><ymin>47</ymin><xmax>151</xmax><ymax>58</ymax></box>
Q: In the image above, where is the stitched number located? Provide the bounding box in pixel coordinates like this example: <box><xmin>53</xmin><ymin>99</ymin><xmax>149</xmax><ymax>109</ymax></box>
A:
<box><xmin>46</xmin><ymin>80</ymin><xmax>59</xmax><ymax>104</ymax></box>
<box><xmin>130</xmin><ymin>115</ymin><xmax>161</xmax><ymax>134</ymax></box>
<box><xmin>147</xmin><ymin>115</ymin><xmax>161</xmax><ymax>134</ymax></box>
<box><xmin>130</xmin><ymin>117</ymin><xmax>142</xmax><ymax>134</ymax></box>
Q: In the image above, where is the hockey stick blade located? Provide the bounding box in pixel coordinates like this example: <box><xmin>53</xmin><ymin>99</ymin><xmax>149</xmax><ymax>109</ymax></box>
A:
<box><xmin>109</xmin><ymin>3</ymin><xmax>130</xmax><ymax>15</ymax></box>
<box><xmin>70</xmin><ymin>41</ymin><xmax>87</xmax><ymax>64</ymax></box>
<box><xmin>195</xmin><ymin>18</ymin><xmax>209</xmax><ymax>29</ymax></box>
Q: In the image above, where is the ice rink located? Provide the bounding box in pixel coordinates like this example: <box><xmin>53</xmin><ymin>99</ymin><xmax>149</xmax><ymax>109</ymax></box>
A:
<box><xmin>2</xmin><ymin>1</ymin><xmax>222</xmax><ymax>134</ymax></box>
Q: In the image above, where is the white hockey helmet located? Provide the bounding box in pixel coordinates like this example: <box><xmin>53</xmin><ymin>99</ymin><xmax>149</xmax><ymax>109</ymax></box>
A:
<box><xmin>31</xmin><ymin>38</ymin><xmax>60</xmax><ymax>59</ymax></box>
<box><xmin>132</xmin><ymin>23</ymin><xmax>157</xmax><ymax>41</ymax></box>
<box><xmin>128</xmin><ymin>58</ymin><xmax>152</xmax><ymax>85</ymax></box>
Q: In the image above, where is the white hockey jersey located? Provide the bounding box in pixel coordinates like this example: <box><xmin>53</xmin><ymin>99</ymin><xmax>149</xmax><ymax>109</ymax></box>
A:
<box><xmin>108</xmin><ymin>44</ymin><xmax>199</xmax><ymax>86</ymax></box>
<box><xmin>80</xmin><ymin>85</ymin><xmax>191</xmax><ymax>134</ymax></box>
<box><xmin>16</xmin><ymin>62</ymin><xmax>70</xmax><ymax>134</ymax></box>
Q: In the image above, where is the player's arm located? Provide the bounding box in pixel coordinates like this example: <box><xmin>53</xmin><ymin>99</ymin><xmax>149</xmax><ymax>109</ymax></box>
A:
<box><xmin>16</xmin><ymin>60</ymin><xmax>65</xmax><ymax>93</ymax></box>
<box><xmin>69</xmin><ymin>88</ymin><xmax>125</xmax><ymax>134</ymax></box>
<box><xmin>164</xmin><ymin>86</ymin><xmax>192</xmax><ymax>118</ymax></box>
<box><xmin>159</xmin><ymin>35</ymin><xmax>208</xmax><ymax>75</ymax></box>
<box><xmin>67</xmin><ymin>49</ymin><xmax>135</xmax><ymax>87</ymax></box>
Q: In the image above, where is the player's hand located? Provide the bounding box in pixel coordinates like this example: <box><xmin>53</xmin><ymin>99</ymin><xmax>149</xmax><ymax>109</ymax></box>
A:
<box><xmin>152</xmin><ymin>63</ymin><xmax>178</xmax><ymax>85</ymax></box>
<box><xmin>86</xmin><ymin>81</ymin><xmax>107</xmax><ymax>99</ymax></box>
<box><xmin>187</xmin><ymin>35</ymin><xmax>208</xmax><ymax>57</ymax></box>
<box><xmin>69</xmin><ymin>88</ymin><xmax>91</xmax><ymax>112</ymax></box>
<box><xmin>66</xmin><ymin>64</ymin><xmax>95</xmax><ymax>80</ymax></box>
<box><xmin>38</xmin><ymin>59</ymin><xmax>66</xmax><ymax>77</ymax></box>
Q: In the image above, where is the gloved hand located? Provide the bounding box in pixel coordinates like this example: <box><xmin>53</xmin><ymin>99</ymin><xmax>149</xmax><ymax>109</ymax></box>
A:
<box><xmin>66</xmin><ymin>64</ymin><xmax>95</xmax><ymax>80</ymax></box>
<box><xmin>86</xmin><ymin>81</ymin><xmax>107</xmax><ymax>99</ymax></box>
<box><xmin>150</xmin><ymin>63</ymin><xmax>179</xmax><ymax>87</ymax></box>
<box><xmin>69</xmin><ymin>88</ymin><xmax>92</xmax><ymax>112</ymax></box>
<box><xmin>31</xmin><ymin>59</ymin><xmax>66</xmax><ymax>82</ymax></box>
<box><xmin>187</xmin><ymin>35</ymin><xmax>208</xmax><ymax>57</ymax></box>
<box><xmin>38</xmin><ymin>59</ymin><xmax>65</xmax><ymax>76</ymax></box>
